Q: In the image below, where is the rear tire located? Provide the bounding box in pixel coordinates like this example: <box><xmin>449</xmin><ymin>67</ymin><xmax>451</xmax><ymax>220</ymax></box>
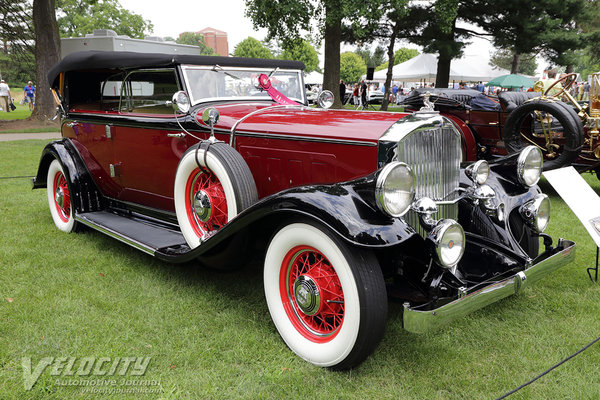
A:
<box><xmin>47</xmin><ymin>159</ymin><xmax>77</xmax><ymax>233</ymax></box>
<box><xmin>264</xmin><ymin>222</ymin><xmax>387</xmax><ymax>369</ymax></box>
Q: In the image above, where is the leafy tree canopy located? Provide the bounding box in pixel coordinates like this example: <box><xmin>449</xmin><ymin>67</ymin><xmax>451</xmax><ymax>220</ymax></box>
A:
<box><xmin>280</xmin><ymin>38</ymin><xmax>319</xmax><ymax>73</ymax></box>
<box><xmin>355</xmin><ymin>45</ymin><xmax>386</xmax><ymax>69</ymax></box>
<box><xmin>340</xmin><ymin>51</ymin><xmax>366</xmax><ymax>83</ymax></box>
<box><xmin>176</xmin><ymin>32</ymin><xmax>215</xmax><ymax>56</ymax></box>
<box><xmin>56</xmin><ymin>0</ymin><xmax>153</xmax><ymax>39</ymax></box>
<box><xmin>490</xmin><ymin>50</ymin><xmax>537</xmax><ymax>76</ymax></box>
<box><xmin>233</xmin><ymin>37</ymin><xmax>273</xmax><ymax>59</ymax></box>
<box><xmin>0</xmin><ymin>0</ymin><xmax>35</xmax><ymax>86</ymax></box>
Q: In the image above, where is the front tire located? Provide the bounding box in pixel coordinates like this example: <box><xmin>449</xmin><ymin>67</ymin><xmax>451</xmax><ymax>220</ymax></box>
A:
<box><xmin>47</xmin><ymin>159</ymin><xmax>77</xmax><ymax>232</ymax></box>
<box><xmin>264</xmin><ymin>222</ymin><xmax>387</xmax><ymax>369</ymax></box>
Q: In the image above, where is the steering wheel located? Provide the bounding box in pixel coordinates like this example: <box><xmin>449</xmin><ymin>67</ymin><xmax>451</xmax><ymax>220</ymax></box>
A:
<box><xmin>544</xmin><ymin>73</ymin><xmax>577</xmax><ymax>97</ymax></box>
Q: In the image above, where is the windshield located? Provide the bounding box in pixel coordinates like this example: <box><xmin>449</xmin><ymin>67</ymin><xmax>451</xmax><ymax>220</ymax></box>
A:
<box><xmin>181</xmin><ymin>65</ymin><xmax>305</xmax><ymax>105</ymax></box>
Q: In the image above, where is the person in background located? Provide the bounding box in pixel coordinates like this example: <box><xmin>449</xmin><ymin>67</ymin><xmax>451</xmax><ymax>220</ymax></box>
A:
<box><xmin>392</xmin><ymin>84</ymin><xmax>398</xmax><ymax>103</ymax></box>
<box><xmin>352</xmin><ymin>83</ymin><xmax>359</xmax><ymax>105</ymax></box>
<box><xmin>360</xmin><ymin>80</ymin><xmax>368</xmax><ymax>108</ymax></box>
<box><xmin>459</xmin><ymin>82</ymin><xmax>466</xmax><ymax>90</ymax></box>
<box><xmin>540</xmin><ymin>69</ymin><xmax>562</xmax><ymax>96</ymax></box>
<box><xmin>476</xmin><ymin>81</ymin><xmax>485</xmax><ymax>92</ymax></box>
<box><xmin>24</xmin><ymin>81</ymin><xmax>36</xmax><ymax>111</ymax></box>
<box><xmin>339</xmin><ymin>80</ymin><xmax>346</xmax><ymax>105</ymax></box>
<box><xmin>0</xmin><ymin>80</ymin><xmax>11</xmax><ymax>113</ymax></box>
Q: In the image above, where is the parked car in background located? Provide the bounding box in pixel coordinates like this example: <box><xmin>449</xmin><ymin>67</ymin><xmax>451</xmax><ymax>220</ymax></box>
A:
<box><xmin>367</xmin><ymin>89</ymin><xmax>385</xmax><ymax>104</ymax></box>
<box><xmin>402</xmin><ymin>77</ymin><xmax>599</xmax><ymax>175</ymax></box>
<box><xmin>34</xmin><ymin>51</ymin><xmax>575</xmax><ymax>369</ymax></box>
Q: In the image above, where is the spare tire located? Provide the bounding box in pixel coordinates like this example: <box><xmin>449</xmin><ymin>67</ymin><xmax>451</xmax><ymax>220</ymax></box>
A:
<box><xmin>503</xmin><ymin>99</ymin><xmax>584</xmax><ymax>170</ymax></box>
<box><xmin>174</xmin><ymin>142</ymin><xmax>258</xmax><ymax>249</ymax></box>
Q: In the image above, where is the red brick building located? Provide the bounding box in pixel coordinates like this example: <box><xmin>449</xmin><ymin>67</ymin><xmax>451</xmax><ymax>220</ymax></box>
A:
<box><xmin>198</xmin><ymin>27</ymin><xmax>229</xmax><ymax>57</ymax></box>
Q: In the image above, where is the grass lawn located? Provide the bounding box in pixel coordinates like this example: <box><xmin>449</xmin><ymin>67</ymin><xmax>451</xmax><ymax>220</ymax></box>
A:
<box><xmin>1</xmin><ymin>140</ymin><xmax>600</xmax><ymax>399</ymax></box>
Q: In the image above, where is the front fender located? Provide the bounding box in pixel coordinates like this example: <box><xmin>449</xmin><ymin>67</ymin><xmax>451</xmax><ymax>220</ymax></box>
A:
<box><xmin>156</xmin><ymin>173</ymin><xmax>418</xmax><ymax>263</ymax></box>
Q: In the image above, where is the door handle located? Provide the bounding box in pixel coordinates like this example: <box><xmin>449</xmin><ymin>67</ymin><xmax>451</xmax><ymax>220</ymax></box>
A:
<box><xmin>167</xmin><ymin>132</ymin><xmax>186</xmax><ymax>138</ymax></box>
<box><xmin>488</xmin><ymin>122</ymin><xmax>499</xmax><ymax>125</ymax></box>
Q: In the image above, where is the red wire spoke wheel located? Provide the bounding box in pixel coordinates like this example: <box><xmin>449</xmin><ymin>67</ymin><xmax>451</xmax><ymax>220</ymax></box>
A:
<box><xmin>53</xmin><ymin>170</ymin><xmax>71</xmax><ymax>222</ymax></box>
<box><xmin>280</xmin><ymin>246</ymin><xmax>344</xmax><ymax>342</ymax></box>
<box><xmin>174</xmin><ymin>143</ymin><xmax>257</xmax><ymax>249</ymax></box>
<box><xmin>184</xmin><ymin>168</ymin><xmax>229</xmax><ymax>238</ymax></box>
<box><xmin>46</xmin><ymin>159</ymin><xmax>77</xmax><ymax>232</ymax></box>
<box><xmin>264</xmin><ymin>222</ymin><xmax>387</xmax><ymax>369</ymax></box>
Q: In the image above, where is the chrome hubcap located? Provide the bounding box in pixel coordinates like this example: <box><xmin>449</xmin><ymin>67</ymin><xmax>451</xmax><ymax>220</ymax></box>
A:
<box><xmin>55</xmin><ymin>187</ymin><xmax>64</xmax><ymax>208</ymax></box>
<box><xmin>293</xmin><ymin>275</ymin><xmax>321</xmax><ymax>316</ymax></box>
<box><xmin>193</xmin><ymin>190</ymin><xmax>212</xmax><ymax>222</ymax></box>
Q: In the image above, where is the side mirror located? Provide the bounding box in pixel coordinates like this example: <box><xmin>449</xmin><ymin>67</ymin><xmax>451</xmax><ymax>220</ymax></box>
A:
<box><xmin>317</xmin><ymin>90</ymin><xmax>334</xmax><ymax>109</ymax></box>
<box><xmin>172</xmin><ymin>91</ymin><xmax>190</xmax><ymax>114</ymax></box>
<box><xmin>201</xmin><ymin>107</ymin><xmax>220</xmax><ymax>126</ymax></box>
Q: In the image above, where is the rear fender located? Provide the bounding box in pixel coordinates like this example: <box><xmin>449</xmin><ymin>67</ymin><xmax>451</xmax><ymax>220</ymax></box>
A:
<box><xmin>32</xmin><ymin>139</ymin><xmax>105</xmax><ymax>213</ymax></box>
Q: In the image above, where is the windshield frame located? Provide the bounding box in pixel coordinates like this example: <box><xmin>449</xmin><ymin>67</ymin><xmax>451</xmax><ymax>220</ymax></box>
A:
<box><xmin>181</xmin><ymin>65</ymin><xmax>306</xmax><ymax>106</ymax></box>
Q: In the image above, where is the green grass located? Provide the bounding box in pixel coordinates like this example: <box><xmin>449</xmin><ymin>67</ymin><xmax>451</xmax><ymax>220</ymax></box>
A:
<box><xmin>1</xmin><ymin>140</ymin><xmax>600</xmax><ymax>399</ymax></box>
<box><xmin>0</xmin><ymin>102</ymin><xmax>33</xmax><ymax>120</ymax></box>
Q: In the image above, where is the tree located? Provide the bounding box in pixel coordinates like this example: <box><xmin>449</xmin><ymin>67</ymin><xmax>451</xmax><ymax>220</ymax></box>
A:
<box><xmin>355</xmin><ymin>45</ymin><xmax>386</xmax><ymax>69</ymax></box>
<box><xmin>32</xmin><ymin>0</ymin><xmax>61</xmax><ymax>119</ymax></box>
<box><xmin>56</xmin><ymin>0</ymin><xmax>153</xmax><ymax>39</ymax></box>
<box><xmin>176</xmin><ymin>32</ymin><xmax>215</xmax><ymax>56</ymax></box>
<box><xmin>490</xmin><ymin>49</ymin><xmax>537</xmax><ymax>76</ymax></box>
<box><xmin>280</xmin><ymin>39</ymin><xmax>319</xmax><ymax>73</ymax></box>
<box><xmin>0</xmin><ymin>1</ymin><xmax>35</xmax><ymax>86</ymax></box>
<box><xmin>245</xmin><ymin>0</ymin><xmax>383</xmax><ymax>108</ymax></box>
<box><xmin>233</xmin><ymin>37</ymin><xmax>273</xmax><ymax>59</ymax></box>
<box><xmin>467</xmin><ymin>0</ymin><xmax>589</xmax><ymax>73</ymax></box>
<box><xmin>340</xmin><ymin>52</ymin><xmax>366</xmax><ymax>83</ymax></box>
<box><xmin>375</xmin><ymin>47</ymin><xmax>419</xmax><ymax>71</ymax></box>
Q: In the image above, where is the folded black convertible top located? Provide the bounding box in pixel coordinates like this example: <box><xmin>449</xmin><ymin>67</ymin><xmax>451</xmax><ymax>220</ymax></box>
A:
<box><xmin>48</xmin><ymin>51</ymin><xmax>305</xmax><ymax>88</ymax></box>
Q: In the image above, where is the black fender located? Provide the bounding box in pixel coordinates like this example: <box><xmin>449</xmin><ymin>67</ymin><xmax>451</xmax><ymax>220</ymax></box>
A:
<box><xmin>32</xmin><ymin>138</ymin><xmax>105</xmax><ymax>213</ymax></box>
<box><xmin>156</xmin><ymin>172</ymin><xmax>419</xmax><ymax>263</ymax></box>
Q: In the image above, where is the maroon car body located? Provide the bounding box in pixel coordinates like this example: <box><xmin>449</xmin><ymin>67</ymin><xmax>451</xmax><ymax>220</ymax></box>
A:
<box><xmin>33</xmin><ymin>51</ymin><xmax>575</xmax><ymax>369</ymax></box>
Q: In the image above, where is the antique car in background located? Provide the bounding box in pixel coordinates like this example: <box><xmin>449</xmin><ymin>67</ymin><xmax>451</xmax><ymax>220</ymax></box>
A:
<box><xmin>34</xmin><ymin>51</ymin><xmax>575</xmax><ymax>369</ymax></box>
<box><xmin>402</xmin><ymin>74</ymin><xmax>600</xmax><ymax>175</ymax></box>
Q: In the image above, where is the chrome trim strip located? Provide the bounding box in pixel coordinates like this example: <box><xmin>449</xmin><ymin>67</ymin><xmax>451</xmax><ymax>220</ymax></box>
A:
<box><xmin>403</xmin><ymin>239</ymin><xmax>576</xmax><ymax>333</ymax></box>
<box><xmin>230</xmin><ymin>104</ymin><xmax>305</xmax><ymax>146</ymax></box>
<box><xmin>75</xmin><ymin>214</ymin><xmax>155</xmax><ymax>255</ymax></box>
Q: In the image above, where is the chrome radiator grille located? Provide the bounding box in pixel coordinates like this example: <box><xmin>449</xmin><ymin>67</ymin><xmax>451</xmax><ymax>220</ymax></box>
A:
<box><xmin>398</xmin><ymin>125</ymin><xmax>462</xmax><ymax>237</ymax></box>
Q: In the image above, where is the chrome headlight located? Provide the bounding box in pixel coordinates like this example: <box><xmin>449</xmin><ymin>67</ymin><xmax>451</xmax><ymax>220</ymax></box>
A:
<box><xmin>520</xmin><ymin>194</ymin><xmax>550</xmax><ymax>232</ymax></box>
<box><xmin>466</xmin><ymin>160</ymin><xmax>489</xmax><ymax>185</ymax></box>
<box><xmin>517</xmin><ymin>146</ymin><xmax>543</xmax><ymax>187</ymax></box>
<box><xmin>428</xmin><ymin>219</ymin><xmax>465</xmax><ymax>268</ymax></box>
<box><xmin>376</xmin><ymin>162</ymin><xmax>415</xmax><ymax>217</ymax></box>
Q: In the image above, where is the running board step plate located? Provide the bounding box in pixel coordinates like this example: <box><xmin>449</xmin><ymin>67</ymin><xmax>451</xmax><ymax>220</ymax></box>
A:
<box><xmin>76</xmin><ymin>211</ymin><xmax>186</xmax><ymax>255</ymax></box>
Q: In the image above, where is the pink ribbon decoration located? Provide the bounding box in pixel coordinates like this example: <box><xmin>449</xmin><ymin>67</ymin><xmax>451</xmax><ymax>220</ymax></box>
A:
<box><xmin>258</xmin><ymin>73</ymin><xmax>299</xmax><ymax>105</ymax></box>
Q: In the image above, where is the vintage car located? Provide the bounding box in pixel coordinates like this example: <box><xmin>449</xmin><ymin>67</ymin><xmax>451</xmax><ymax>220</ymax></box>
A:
<box><xmin>402</xmin><ymin>78</ymin><xmax>599</xmax><ymax>175</ymax></box>
<box><xmin>34</xmin><ymin>51</ymin><xmax>575</xmax><ymax>369</ymax></box>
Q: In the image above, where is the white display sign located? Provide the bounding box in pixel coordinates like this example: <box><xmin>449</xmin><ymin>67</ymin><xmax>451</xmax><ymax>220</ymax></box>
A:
<box><xmin>543</xmin><ymin>166</ymin><xmax>600</xmax><ymax>247</ymax></box>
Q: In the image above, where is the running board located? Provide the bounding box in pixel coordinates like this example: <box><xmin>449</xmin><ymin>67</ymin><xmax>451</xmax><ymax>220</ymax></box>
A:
<box><xmin>75</xmin><ymin>211</ymin><xmax>187</xmax><ymax>255</ymax></box>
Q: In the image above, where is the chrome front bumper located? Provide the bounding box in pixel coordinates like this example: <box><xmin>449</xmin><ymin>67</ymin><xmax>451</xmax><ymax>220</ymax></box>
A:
<box><xmin>403</xmin><ymin>239</ymin><xmax>576</xmax><ymax>333</ymax></box>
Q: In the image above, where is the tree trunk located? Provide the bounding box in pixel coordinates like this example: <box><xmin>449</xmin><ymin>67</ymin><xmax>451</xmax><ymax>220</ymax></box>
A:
<box><xmin>31</xmin><ymin>0</ymin><xmax>60</xmax><ymax>120</ymax></box>
<box><xmin>510</xmin><ymin>52</ymin><xmax>521</xmax><ymax>74</ymax></box>
<box><xmin>380</xmin><ymin>22</ymin><xmax>400</xmax><ymax>112</ymax></box>
<box><xmin>323</xmin><ymin>3</ymin><xmax>342</xmax><ymax>109</ymax></box>
<box><xmin>435</xmin><ymin>51</ymin><xmax>451</xmax><ymax>89</ymax></box>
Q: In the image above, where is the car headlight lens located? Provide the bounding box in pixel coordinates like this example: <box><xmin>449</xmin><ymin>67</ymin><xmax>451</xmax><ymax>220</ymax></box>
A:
<box><xmin>466</xmin><ymin>160</ymin><xmax>489</xmax><ymax>185</ymax></box>
<box><xmin>428</xmin><ymin>220</ymin><xmax>465</xmax><ymax>268</ymax></box>
<box><xmin>517</xmin><ymin>146</ymin><xmax>543</xmax><ymax>186</ymax></box>
<box><xmin>520</xmin><ymin>194</ymin><xmax>551</xmax><ymax>232</ymax></box>
<box><xmin>376</xmin><ymin>162</ymin><xmax>415</xmax><ymax>217</ymax></box>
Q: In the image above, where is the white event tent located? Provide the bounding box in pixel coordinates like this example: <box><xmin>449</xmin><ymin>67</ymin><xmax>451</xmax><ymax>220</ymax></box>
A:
<box><xmin>304</xmin><ymin>70</ymin><xmax>324</xmax><ymax>85</ymax></box>
<box><xmin>369</xmin><ymin>53</ymin><xmax>510</xmax><ymax>83</ymax></box>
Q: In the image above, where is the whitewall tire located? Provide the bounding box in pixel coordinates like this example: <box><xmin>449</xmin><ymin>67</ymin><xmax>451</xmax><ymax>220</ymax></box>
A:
<box><xmin>264</xmin><ymin>222</ymin><xmax>387</xmax><ymax>369</ymax></box>
<box><xmin>174</xmin><ymin>143</ymin><xmax>257</xmax><ymax>248</ymax></box>
<box><xmin>47</xmin><ymin>159</ymin><xmax>76</xmax><ymax>232</ymax></box>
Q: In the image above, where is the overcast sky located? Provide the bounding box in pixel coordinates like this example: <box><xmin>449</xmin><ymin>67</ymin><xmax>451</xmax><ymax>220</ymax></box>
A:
<box><xmin>118</xmin><ymin>0</ymin><xmax>523</xmax><ymax>72</ymax></box>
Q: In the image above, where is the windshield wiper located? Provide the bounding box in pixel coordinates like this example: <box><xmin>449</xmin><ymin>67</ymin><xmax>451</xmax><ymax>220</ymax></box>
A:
<box><xmin>211</xmin><ymin>64</ymin><xmax>241</xmax><ymax>80</ymax></box>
